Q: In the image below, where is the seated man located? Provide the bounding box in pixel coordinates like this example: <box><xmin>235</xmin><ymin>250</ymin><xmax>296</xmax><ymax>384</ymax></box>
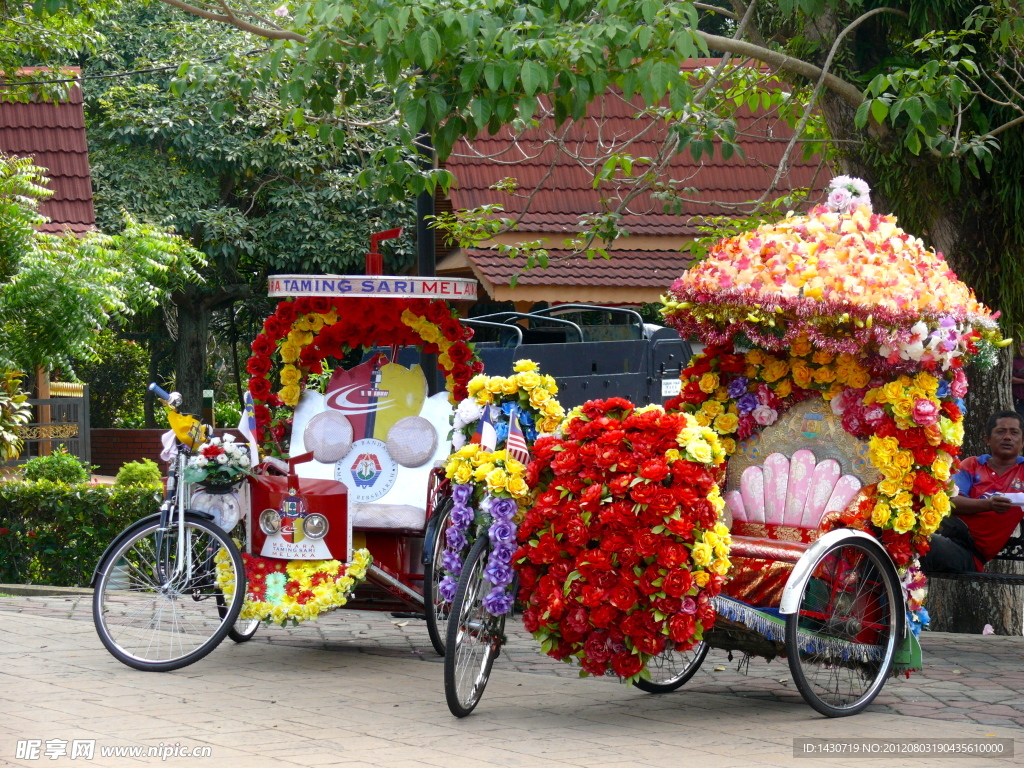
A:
<box><xmin>921</xmin><ymin>410</ymin><xmax>1024</xmax><ymax>573</ymax></box>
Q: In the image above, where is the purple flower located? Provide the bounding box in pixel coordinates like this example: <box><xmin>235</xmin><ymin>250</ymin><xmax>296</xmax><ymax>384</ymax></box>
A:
<box><xmin>680</xmin><ymin>597</ymin><xmax>697</xmax><ymax>615</ymax></box>
<box><xmin>737</xmin><ymin>393</ymin><xmax>758</xmax><ymax>415</ymax></box>
<box><xmin>489</xmin><ymin>497</ymin><xmax>517</xmax><ymax>521</ymax></box>
<box><xmin>452</xmin><ymin>483</ymin><xmax>473</xmax><ymax>504</ymax></box>
<box><xmin>438</xmin><ymin>575</ymin><xmax>458</xmax><ymax>603</ymax></box>
<box><xmin>445</xmin><ymin>526</ymin><xmax>468</xmax><ymax>551</ymax></box>
<box><xmin>482</xmin><ymin>587</ymin><xmax>514</xmax><ymax>616</ymax></box>
<box><xmin>489</xmin><ymin>520</ymin><xmax>517</xmax><ymax>544</ymax></box>
<box><xmin>727</xmin><ymin>377</ymin><xmax>749</xmax><ymax>399</ymax></box>
<box><xmin>491</xmin><ymin>540</ymin><xmax>516</xmax><ymax>563</ymax></box>
<box><xmin>441</xmin><ymin>551</ymin><xmax>463</xmax><ymax>576</ymax></box>
<box><xmin>485</xmin><ymin>562</ymin><xmax>515</xmax><ymax>587</ymax></box>
<box><xmin>450</xmin><ymin>503</ymin><xmax>474</xmax><ymax>528</ymax></box>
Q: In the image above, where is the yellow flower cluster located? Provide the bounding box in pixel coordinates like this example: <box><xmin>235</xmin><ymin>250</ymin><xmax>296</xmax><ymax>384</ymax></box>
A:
<box><xmin>444</xmin><ymin>444</ymin><xmax>530</xmax><ymax>499</ymax></box>
<box><xmin>747</xmin><ymin>343</ymin><xmax>872</xmax><ymax>401</ymax></box>
<box><xmin>675</xmin><ymin>413</ymin><xmax>726</xmax><ymax>466</ymax></box>
<box><xmin>691</xmin><ymin>521</ymin><xmax>733</xmax><ymax>584</ymax></box>
<box><xmin>867</xmin><ymin>372</ymin><xmax>940</xmax><ymax>430</ymax></box>
<box><xmin>217</xmin><ymin>549</ymin><xmax>373</xmax><ymax>626</ymax></box>
<box><xmin>400</xmin><ymin>309</ymin><xmax>468</xmax><ymax>406</ymax></box>
<box><xmin>278</xmin><ymin>319</ymin><xmax>320</xmax><ymax>406</ymax></box>
<box><xmin>466</xmin><ymin>362</ymin><xmax>565</xmax><ymax>434</ymax></box>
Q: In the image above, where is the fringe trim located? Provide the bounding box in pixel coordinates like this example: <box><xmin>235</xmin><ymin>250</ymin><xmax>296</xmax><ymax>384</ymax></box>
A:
<box><xmin>713</xmin><ymin>596</ymin><xmax>886</xmax><ymax>663</ymax></box>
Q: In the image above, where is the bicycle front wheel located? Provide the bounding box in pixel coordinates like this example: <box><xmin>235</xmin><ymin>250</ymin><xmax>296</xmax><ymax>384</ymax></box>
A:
<box><xmin>93</xmin><ymin>513</ymin><xmax>245</xmax><ymax>671</ymax></box>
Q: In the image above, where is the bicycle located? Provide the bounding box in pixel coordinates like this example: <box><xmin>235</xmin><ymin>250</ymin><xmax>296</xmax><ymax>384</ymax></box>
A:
<box><xmin>91</xmin><ymin>384</ymin><xmax>248</xmax><ymax>671</ymax></box>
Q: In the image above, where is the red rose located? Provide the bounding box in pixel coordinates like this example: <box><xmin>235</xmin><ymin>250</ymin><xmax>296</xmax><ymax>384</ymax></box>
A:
<box><xmin>275</xmin><ymin>301</ymin><xmax>298</xmax><ymax>325</ymax></box>
<box><xmin>471</xmin><ymin>360</ymin><xmax>485</xmax><ymax>374</ymax></box>
<box><xmin>293</xmin><ymin>297</ymin><xmax>312</xmax><ymax>315</ymax></box>
<box><xmin>633</xmin><ymin>633</ymin><xmax>665</xmax><ymax>656</ymax></box>
<box><xmin>630</xmin><ymin>482</ymin><xmax>660</xmax><ymax>505</ymax></box>
<box><xmin>941</xmin><ymin>401</ymin><xmax>961</xmax><ymax>421</ymax></box>
<box><xmin>590</xmin><ymin>604</ymin><xmax>620</xmax><ymax>628</ymax></box>
<box><xmin>262</xmin><ymin>316</ymin><xmax>286</xmax><ymax>339</ymax></box>
<box><xmin>251</xmin><ymin>335</ymin><xmax>275</xmax><ymax>357</ymax></box>
<box><xmin>610</xmin><ymin>651</ymin><xmax>644</xmax><ymax>678</ymax></box>
<box><xmin>912</xmin><ymin>471</ymin><xmax>940</xmax><ymax>497</ymax></box>
<box><xmin>912</xmin><ymin>445</ymin><xmax>937</xmax><ymax>466</ymax></box>
<box><xmin>635</xmin><ymin>530</ymin><xmax>661</xmax><ymax>558</ymax></box>
<box><xmin>608</xmin><ymin>583</ymin><xmax>638</xmax><ymax>612</ymax></box>
<box><xmin>667</xmin><ymin>613</ymin><xmax>696</xmax><ymax>643</ymax></box>
<box><xmin>639</xmin><ymin>459</ymin><xmax>669</xmax><ymax>482</ymax></box>
<box><xmin>246</xmin><ymin>355</ymin><xmax>272</xmax><ymax>376</ymax></box>
<box><xmin>425</xmin><ymin>301</ymin><xmax>450</xmax><ymax>324</ymax></box>
<box><xmin>452</xmin><ymin>364</ymin><xmax>472</xmax><ymax>385</ymax></box>
<box><xmin>653</xmin><ymin>595</ymin><xmax>682</xmax><ymax>615</ymax></box>
<box><xmin>440</xmin><ymin>317</ymin><xmax>462</xmax><ymax>342</ymax></box>
<box><xmin>662</xmin><ymin>567</ymin><xmax>693</xmax><ymax>598</ymax></box>
<box><xmin>583</xmin><ymin>630</ymin><xmax>613</xmax><ymax>663</ymax></box>
<box><xmin>248</xmin><ymin>377</ymin><xmax>272</xmax><ymax>400</ymax></box>
<box><xmin>447</xmin><ymin>340</ymin><xmax>473</xmax><ymax>364</ymax></box>
<box><xmin>522</xmin><ymin>606</ymin><xmax>542</xmax><ymax>633</ymax></box>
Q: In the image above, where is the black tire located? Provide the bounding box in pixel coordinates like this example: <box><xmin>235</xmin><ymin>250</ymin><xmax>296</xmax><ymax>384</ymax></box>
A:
<box><xmin>217</xmin><ymin>593</ymin><xmax>260</xmax><ymax>643</ymax></box>
<box><xmin>633</xmin><ymin>641</ymin><xmax>710</xmax><ymax>693</ymax></box>
<box><xmin>93</xmin><ymin>513</ymin><xmax>245</xmax><ymax>671</ymax></box>
<box><xmin>424</xmin><ymin>495</ymin><xmax>454</xmax><ymax>656</ymax></box>
<box><xmin>785</xmin><ymin>537</ymin><xmax>903</xmax><ymax>717</ymax></box>
<box><xmin>444</xmin><ymin>536</ymin><xmax>505</xmax><ymax>718</ymax></box>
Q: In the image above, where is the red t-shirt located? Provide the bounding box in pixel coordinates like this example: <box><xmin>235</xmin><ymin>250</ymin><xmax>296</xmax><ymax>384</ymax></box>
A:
<box><xmin>952</xmin><ymin>455</ymin><xmax>1024</xmax><ymax>564</ymax></box>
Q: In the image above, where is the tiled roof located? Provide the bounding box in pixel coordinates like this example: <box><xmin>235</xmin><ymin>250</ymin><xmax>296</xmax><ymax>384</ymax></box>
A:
<box><xmin>444</xmin><ymin>59</ymin><xmax>825</xmax><ymax>240</ymax></box>
<box><xmin>468</xmin><ymin>248</ymin><xmax>693</xmax><ymax>288</ymax></box>
<box><xmin>0</xmin><ymin>70</ymin><xmax>95</xmax><ymax>234</ymax></box>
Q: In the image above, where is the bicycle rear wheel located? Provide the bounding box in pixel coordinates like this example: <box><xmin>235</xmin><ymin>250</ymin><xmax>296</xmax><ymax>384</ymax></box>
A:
<box><xmin>93</xmin><ymin>513</ymin><xmax>245</xmax><ymax>671</ymax></box>
<box><xmin>424</xmin><ymin>495</ymin><xmax>454</xmax><ymax>656</ymax></box>
<box><xmin>216</xmin><ymin>593</ymin><xmax>260</xmax><ymax>643</ymax></box>
<box><xmin>633</xmin><ymin>641</ymin><xmax>709</xmax><ymax>693</ymax></box>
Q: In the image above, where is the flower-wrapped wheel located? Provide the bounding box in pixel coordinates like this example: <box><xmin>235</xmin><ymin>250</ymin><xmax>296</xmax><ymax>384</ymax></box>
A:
<box><xmin>444</xmin><ymin>536</ymin><xmax>507</xmax><ymax>718</ymax></box>
<box><xmin>633</xmin><ymin>641</ymin><xmax>709</xmax><ymax>693</ymax></box>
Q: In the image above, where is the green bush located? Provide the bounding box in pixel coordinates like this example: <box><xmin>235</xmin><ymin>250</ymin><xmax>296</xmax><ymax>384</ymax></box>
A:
<box><xmin>0</xmin><ymin>481</ymin><xmax>161</xmax><ymax>586</ymax></box>
<box><xmin>69</xmin><ymin>328</ymin><xmax>149</xmax><ymax>428</ymax></box>
<box><xmin>214</xmin><ymin>399</ymin><xmax>241</xmax><ymax>428</ymax></box>
<box><xmin>115</xmin><ymin>458</ymin><xmax>162</xmax><ymax>487</ymax></box>
<box><xmin>22</xmin><ymin>447</ymin><xmax>94</xmax><ymax>483</ymax></box>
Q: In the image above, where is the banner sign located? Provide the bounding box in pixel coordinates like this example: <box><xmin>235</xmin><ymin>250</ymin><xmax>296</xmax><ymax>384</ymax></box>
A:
<box><xmin>268</xmin><ymin>275</ymin><xmax>478</xmax><ymax>300</ymax></box>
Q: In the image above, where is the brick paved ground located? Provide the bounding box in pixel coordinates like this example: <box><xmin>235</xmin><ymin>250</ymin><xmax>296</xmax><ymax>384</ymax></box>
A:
<box><xmin>3</xmin><ymin>594</ymin><xmax>1023</xmax><ymax>727</ymax></box>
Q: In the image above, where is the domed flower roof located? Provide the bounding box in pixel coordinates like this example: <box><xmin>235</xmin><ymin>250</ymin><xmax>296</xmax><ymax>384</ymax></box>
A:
<box><xmin>661</xmin><ymin>178</ymin><xmax>1005</xmax><ymax>368</ymax></box>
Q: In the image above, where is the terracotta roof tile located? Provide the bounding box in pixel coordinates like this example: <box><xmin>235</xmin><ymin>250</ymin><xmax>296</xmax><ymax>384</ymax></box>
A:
<box><xmin>469</xmin><ymin>248</ymin><xmax>693</xmax><ymax>288</ymax></box>
<box><xmin>0</xmin><ymin>73</ymin><xmax>95</xmax><ymax>234</ymax></box>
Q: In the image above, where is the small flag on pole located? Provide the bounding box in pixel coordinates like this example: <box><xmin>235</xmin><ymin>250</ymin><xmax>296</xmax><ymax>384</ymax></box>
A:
<box><xmin>505</xmin><ymin>405</ymin><xmax>531</xmax><ymax>465</ymax></box>
<box><xmin>238</xmin><ymin>391</ymin><xmax>261</xmax><ymax>467</ymax></box>
<box><xmin>470</xmin><ymin>405</ymin><xmax>497</xmax><ymax>452</ymax></box>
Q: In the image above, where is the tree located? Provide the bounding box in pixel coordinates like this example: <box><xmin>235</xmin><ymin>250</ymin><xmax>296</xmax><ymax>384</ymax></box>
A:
<box><xmin>83</xmin><ymin>1</ymin><xmax>416</xmax><ymax>414</ymax></box>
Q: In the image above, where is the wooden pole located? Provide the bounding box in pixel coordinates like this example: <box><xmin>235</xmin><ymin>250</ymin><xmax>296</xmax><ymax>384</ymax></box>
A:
<box><xmin>36</xmin><ymin>367</ymin><xmax>51</xmax><ymax>457</ymax></box>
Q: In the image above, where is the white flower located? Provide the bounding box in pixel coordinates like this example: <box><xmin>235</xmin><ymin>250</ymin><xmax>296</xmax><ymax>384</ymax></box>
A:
<box><xmin>216</xmin><ymin>454</ymin><xmax>229</xmax><ymax>465</ymax></box>
<box><xmin>451</xmin><ymin>431</ymin><xmax>467</xmax><ymax>450</ymax></box>
<box><xmin>273</xmin><ymin>4</ymin><xmax>289</xmax><ymax>17</ymax></box>
<box><xmin>223</xmin><ymin>434</ymin><xmax>236</xmax><ymax>443</ymax></box>
<box><xmin>826</xmin><ymin>187</ymin><xmax>853</xmax><ymax>213</ymax></box>
<box><xmin>455</xmin><ymin>399</ymin><xmax>483</xmax><ymax>426</ymax></box>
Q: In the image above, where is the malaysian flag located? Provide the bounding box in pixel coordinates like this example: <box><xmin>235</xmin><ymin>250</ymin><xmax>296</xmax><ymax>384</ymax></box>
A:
<box><xmin>237</xmin><ymin>391</ymin><xmax>260</xmax><ymax>467</ymax></box>
<box><xmin>470</xmin><ymin>404</ymin><xmax>497</xmax><ymax>452</ymax></box>
<box><xmin>505</xmin><ymin>405</ymin><xmax>531</xmax><ymax>465</ymax></box>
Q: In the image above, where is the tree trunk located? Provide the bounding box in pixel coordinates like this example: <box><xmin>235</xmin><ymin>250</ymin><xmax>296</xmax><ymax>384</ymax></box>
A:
<box><xmin>174</xmin><ymin>292</ymin><xmax>211</xmax><ymax>416</ymax></box>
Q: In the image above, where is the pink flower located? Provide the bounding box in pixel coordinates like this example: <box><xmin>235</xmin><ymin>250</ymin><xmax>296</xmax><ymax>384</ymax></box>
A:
<box><xmin>950</xmin><ymin>368</ymin><xmax>968</xmax><ymax>399</ymax></box>
<box><xmin>826</xmin><ymin>187</ymin><xmax>854</xmax><ymax>213</ymax></box>
<box><xmin>912</xmin><ymin>398</ymin><xmax>940</xmax><ymax>427</ymax></box>
<box><xmin>752</xmin><ymin>405</ymin><xmax>778</xmax><ymax>426</ymax></box>
<box><xmin>863</xmin><ymin>405</ymin><xmax>887</xmax><ymax>427</ymax></box>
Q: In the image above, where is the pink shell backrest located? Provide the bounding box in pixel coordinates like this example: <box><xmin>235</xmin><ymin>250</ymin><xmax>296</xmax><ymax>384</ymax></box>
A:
<box><xmin>739</xmin><ymin>465</ymin><xmax>765</xmax><ymax>524</ymax></box>
<box><xmin>783</xmin><ymin>449</ymin><xmax>817</xmax><ymax>524</ymax></box>
<box><xmin>823</xmin><ymin>474</ymin><xmax>863</xmax><ymax>517</ymax></box>
<box><xmin>799</xmin><ymin>458</ymin><xmax>842</xmax><ymax>528</ymax></box>
<box><xmin>724</xmin><ymin>490</ymin><xmax>747</xmax><ymax>522</ymax></box>
<box><xmin>762</xmin><ymin>453</ymin><xmax>791</xmax><ymax>525</ymax></box>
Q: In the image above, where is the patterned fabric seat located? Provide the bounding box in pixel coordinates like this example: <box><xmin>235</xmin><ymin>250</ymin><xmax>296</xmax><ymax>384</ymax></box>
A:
<box><xmin>722</xmin><ymin>448</ymin><xmax>864</xmax><ymax>607</ymax></box>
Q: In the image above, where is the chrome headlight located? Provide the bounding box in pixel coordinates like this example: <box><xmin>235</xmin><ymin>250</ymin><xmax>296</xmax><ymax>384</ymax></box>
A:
<box><xmin>259</xmin><ymin>509</ymin><xmax>281</xmax><ymax>535</ymax></box>
<box><xmin>303</xmin><ymin>513</ymin><xmax>329</xmax><ymax>540</ymax></box>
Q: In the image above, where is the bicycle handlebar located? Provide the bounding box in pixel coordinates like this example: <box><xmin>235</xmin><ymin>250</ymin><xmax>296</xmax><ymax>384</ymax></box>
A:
<box><xmin>148</xmin><ymin>382</ymin><xmax>172</xmax><ymax>401</ymax></box>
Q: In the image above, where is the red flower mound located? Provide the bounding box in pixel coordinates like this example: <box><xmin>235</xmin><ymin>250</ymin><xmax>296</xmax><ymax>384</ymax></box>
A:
<box><xmin>516</xmin><ymin>399</ymin><xmax>729</xmax><ymax>682</ymax></box>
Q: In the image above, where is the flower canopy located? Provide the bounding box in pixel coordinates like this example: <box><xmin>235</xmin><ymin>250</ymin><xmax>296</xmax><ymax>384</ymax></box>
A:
<box><xmin>662</xmin><ymin>195</ymin><xmax>1006</xmax><ymax>370</ymax></box>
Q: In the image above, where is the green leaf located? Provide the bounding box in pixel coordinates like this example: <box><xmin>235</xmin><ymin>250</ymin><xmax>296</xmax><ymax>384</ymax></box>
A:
<box><xmin>521</xmin><ymin>60</ymin><xmax>542</xmax><ymax>97</ymax></box>
<box><xmin>870</xmin><ymin>99</ymin><xmax>889</xmax><ymax>125</ymax></box>
<box><xmin>405</xmin><ymin>98</ymin><xmax>427</xmax><ymax>135</ymax></box>
<box><xmin>420</xmin><ymin>28</ymin><xmax>441</xmax><ymax>68</ymax></box>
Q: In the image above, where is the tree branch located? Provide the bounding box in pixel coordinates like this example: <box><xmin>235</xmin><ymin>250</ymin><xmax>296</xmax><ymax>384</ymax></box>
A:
<box><xmin>158</xmin><ymin>0</ymin><xmax>307</xmax><ymax>42</ymax></box>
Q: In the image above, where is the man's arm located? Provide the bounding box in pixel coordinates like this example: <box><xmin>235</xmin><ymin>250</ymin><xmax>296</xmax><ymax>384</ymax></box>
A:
<box><xmin>951</xmin><ymin>495</ymin><xmax>1013</xmax><ymax>515</ymax></box>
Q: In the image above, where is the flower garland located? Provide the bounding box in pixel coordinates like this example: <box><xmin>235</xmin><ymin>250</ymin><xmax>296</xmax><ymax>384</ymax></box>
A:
<box><xmin>661</xmin><ymin>181</ymin><xmax>1006</xmax><ymax>369</ymax></box>
<box><xmin>516</xmin><ymin>398</ymin><xmax>731</xmax><ymax>682</ymax></box>
<box><xmin>246</xmin><ymin>296</ymin><xmax>482</xmax><ymax>455</ymax></box>
<box><xmin>439</xmin><ymin>361</ymin><xmax>565</xmax><ymax>616</ymax></box>
<box><xmin>216</xmin><ymin>548</ymin><xmax>373</xmax><ymax>626</ymax></box>
<box><xmin>666</xmin><ymin>340</ymin><xmax>966</xmax><ymax>565</ymax></box>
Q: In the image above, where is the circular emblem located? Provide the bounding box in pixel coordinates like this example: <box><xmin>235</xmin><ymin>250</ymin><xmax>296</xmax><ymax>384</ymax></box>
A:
<box><xmin>336</xmin><ymin>437</ymin><xmax>398</xmax><ymax>502</ymax></box>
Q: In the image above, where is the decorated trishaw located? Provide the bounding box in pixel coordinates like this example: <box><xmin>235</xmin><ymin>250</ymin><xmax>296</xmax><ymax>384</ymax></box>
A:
<box><xmin>437</xmin><ymin>177</ymin><xmax>1008</xmax><ymax>718</ymax></box>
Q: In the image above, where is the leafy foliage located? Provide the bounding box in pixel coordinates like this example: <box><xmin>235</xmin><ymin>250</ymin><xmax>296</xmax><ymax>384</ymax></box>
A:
<box><xmin>67</xmin><ymin>329</ymin><xmax>149</xmax><ymax>428</ymax></box>
<box><xmin>0</xmin><ymin>481</ymin><xmax>161</xmax><ymax>585</ymax></box>
<box><xmin>114</xmin><ymin>458</ymin><xmax>162</xmax><ymax>487</ymax></box>
<box><xmin>0</xmin><ymin>371</ymin><xmax>30</xmax><ymax>460</ymax></box>
<box><xmin>22</xmin><ymin>446</ymin><xmax>93</xmax><ymax>483</ymax></box>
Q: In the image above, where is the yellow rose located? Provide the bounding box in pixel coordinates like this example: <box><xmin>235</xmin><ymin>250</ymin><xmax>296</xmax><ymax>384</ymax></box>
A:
<box><xmin>714</xmin><ymin>387</ymin><xmax>729</xmax><ymax>402</ymax></box>
<box><xmin>516</xmin><ymin>371</ymin><xmax>541</xmax><ymax>390</ymax></box>
<box><xmin>701</xmin><ymin>400</ymin><xmax>724</xmax><ymax>418</ymax></box>
<box><xmin>453</xmin><ymin>464</ymin><xmax>473</xmax><ymax>485</ymax></box>
<box><xmin>691</xmin><ymin>542</ymin><xmax>713</xmax><ymax>567</ymax></box>
<box><xmin>513</xmin><ymin>359</ymin><xmax>539</xmax><ymax>372</ymax></box>
<box><xmin>931</xmin><ymin>491</ymin><xmax>951</xmax><ymax>514</ymax></box>
<box><xmin>713</xmin><ymin>413</ymin><xmax>739</xmax><ymax>434</ymax></box>
<box><xmin>438</xmin><ymin>352</ymin><xmax>452</xmax><ymax>369</ymax></box>
<box><xmin>687</xmin><ymin>440</ymin><xmax>714</xmax><ymax>464</ymax></box>
<box><xmin>475</xmin><ymin>390</ymin><xmax>494</xmax><ymax>406</ymax></box>
<box><xmin>893</xmin><ymin>509</ymin><xmax>916</xmax><ymax>534</ymax></box>
<box><xmin>704</xmin><ymin>531</ymin><xmax>720</xmax><ymax>548</ymax></box>
<box><xmin>279</xmin><ymin>385</ymin><xmax>300</xmax><ymax>406</ymax></box>
<box><xmin>710</xmin><ymin>557</ymin><xmax>731</xmax><ymax>575</ymax></box>
<box><xmin>698</xmin><ymin>373</ymin><xmax>719</xmax><ymax>394</ymax></box>
<box><xmin>812</xmin><ymin>366</ymin><xmax>837</xmax><ymax>384</ymax></box>
<box><xmin>419</xmin><ymin>324</ymin><xmax>440</xmax><ymax>344</ymax></box>
<box><xmin>878</xmin><ymin>478</ymin><xmax>901</xmax><ymax>497</ymax></box>
<box><xmin>811</xmin><ymin>350</ymin><xmax>835</xmax><ymax>365</ymax></box>
<box><xmin>773</xmin><ymin>379</ymin><xmax>793</xmax><ymax>399</ymax></box>
<box><xmin>485</xmin><ymin>376</ymin><xmax>507</xmax><ymax>394</ymax></box>
<box><xmin>500</xmin><ymin>377</ymin><xmax>519</xmax><ymax>395</ymax></box>
<box><xmin>919</xmin><ymin>507</ymin><xmax>943</xmax><ymax>533</ymax></box>
<box><xmin>665</xmin><ymin>448</ymin><xmax>681</xmax><ymax>463</ymax></box>
<box><xmin>306</xmin><ymin>313</ymin><xmax>325</xmax><ymax>333</ymax></box>
<box><xmin>914</xmin><ymin>372</ymin><xmax>939</xmax><ymax>394</ymax></box>
<box><xmin>279</xmin><ymin>365</ymin><xmax>301</xmax><ymax>386</ymax></box>
<box><xmin>792</xmin><ymin>365</ymin><xmax>814</xmax><ymax>390</ymax></box>
<box><xmin>541</xmin><ymin>375</ymin><xmax>558</xmax><ymax>393</ymax></box>
<box><xmin>849</xmin><ymin>369</ymin><xmax>871</xmax><ymax>388</ymax></box>
<box><xmin>468</xmin><ymin>374</ymin><xmax>488</xmax><ymax>395</ymax></box>
<box><xmin>763</xmin><ymin>359</ymin><xmax>789</xmax><ymax>383</ymax></box>
<box><xmin>745</xmin><ymin>349</ymin><xmax>767</xmax><ymax>365</ymax></box>
<box><xmin>745</xmin><ymin>365</ymin><xmax>759</xmax><ymax>378</ymax></box>
<box><xmin>892</xmin><ymin>490</ymin><xmax>914</xmax><ymax>510</ymax></box>
<box><xmin>892</xmin><ymin>450</ymin><xmax>914</xmax><ymax>471</ymax></box>
<box><xmin>693</xmin><ymin>570</ymin><xmax>710</xmax><ymax>587</ymax></box>
<box><xmin>881</xmin><ymin>380</ymin><xmax>905</xmax><ymax>404</ymax></box>
<box><xmin>485</xmin><ymin>468</ymin><xmax>509</xmax><ymax>493</ymax></box>
<box><xmin>721</xmin><ymin>437</ymin><xmax>737</xmax><ymax>455</ymax></box>
<box><xmin>279</xmin><ymin>342</ymin><xmax>300</xmax><ymax>363</ymax></box>
<box><xmin>932</xmin><ymin>453</ymin><xmax>953</xmax><ymax>482</ymax></box>
<box><xmin>871</xmin><ymin>501</ymin><xmax>892</xmax><ymax>527</ymax></box>
<box><xmin>528</xmin><ymin>387</ymin><xmax>551</xmax><ymax>407</ymax></box>
<box><xmin>694</xmin><ymin>412</ymin><xmax>711</xmax><ymax>427</ymax></box>
<box><xmin>507</xmin><ymin>475</ymin><xmax>529</xmax><ymax>497</ymax></box>
<box><xmin>939</xmin><ymin>416</ymin><xmax>963</xmax><ymax>445</ymax></box>
<box><xmin>892</xmin><ymin>399</ymin><xmax>913</xmax><ymax>421</ymax></box>
<box><xmin>473</xmin><ymin>463</ymin><xmax>496</xmax><ymax>483</ymax></box>
<box><xmin>791</xmin><ymin>336</ymin><xmax>812</xmax><ymax>357</ymax></box>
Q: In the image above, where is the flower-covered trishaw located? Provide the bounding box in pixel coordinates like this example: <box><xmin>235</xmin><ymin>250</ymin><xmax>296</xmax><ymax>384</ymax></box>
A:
<box><xmin>439</xmin><ymin>178</ymin><xmax>1007</xmax><ymax>718</ymax></box>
